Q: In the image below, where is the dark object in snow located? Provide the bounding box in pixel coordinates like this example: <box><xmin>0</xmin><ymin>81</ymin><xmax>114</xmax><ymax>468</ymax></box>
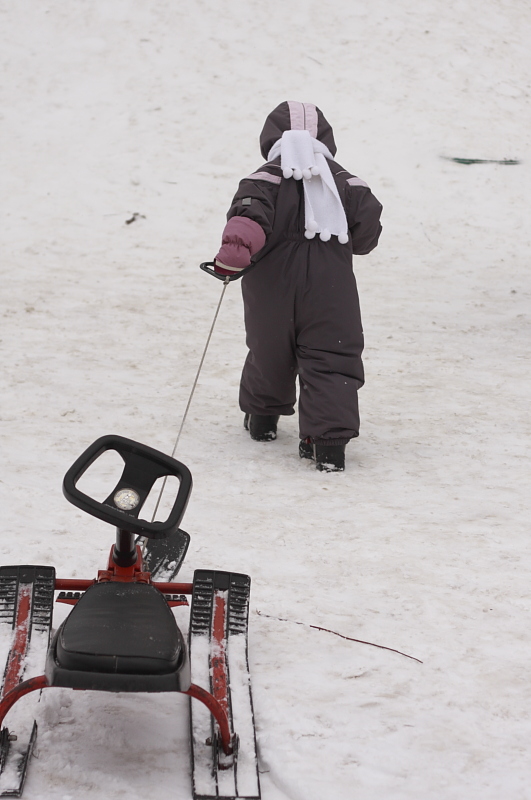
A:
<box><xmin>256</xmin><ymin>611</ymin><xmax>423</xmax><ymax>663</ymax></box>
<box><xmin>0</xmin><ymin>435</ymin><xmax>260</xmax><ymax>800</ymax></box>
<box><xmin>299</xmin><ymin>438</ymin><xmax>345</xmax><ymax>471</ymax></box>
<box><xmin>125</xmin><ymin>212</ymin><xmax>146</xmax><ymax>224</ymax></box>
<box><xmin>244</xmin><ymin>413</ymin><xmax>279</xmax><ymax>441</ymax></box>
<box><xmin>442</xmin><ymin>156</ymin><xmax>521</xmax><ymax>165</ymax></box>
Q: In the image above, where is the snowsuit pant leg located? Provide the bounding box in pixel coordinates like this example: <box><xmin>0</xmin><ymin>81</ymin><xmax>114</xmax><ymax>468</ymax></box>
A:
<box><xmin>295</xmin><ymin>247</ymin><xmax>364</xmax><ymax>443</ymax></box>
<box><xmin>239</xmin><ymin>252</ymin><xmax>298</xmax><ymax>417</ymax></box>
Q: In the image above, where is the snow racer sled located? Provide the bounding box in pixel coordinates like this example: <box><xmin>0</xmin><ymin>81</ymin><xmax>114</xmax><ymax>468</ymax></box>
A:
<box><xmin>0</xmin><ymin>435</ymin><xmax>260</xmax><ymax>799</ymax></box>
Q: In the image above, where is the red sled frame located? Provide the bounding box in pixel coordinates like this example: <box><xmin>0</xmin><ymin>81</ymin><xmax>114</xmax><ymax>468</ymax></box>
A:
<box><xmin>0</xmin><ymin>546</ymin><xmax>235</xmax><ymax>760</ymax></box>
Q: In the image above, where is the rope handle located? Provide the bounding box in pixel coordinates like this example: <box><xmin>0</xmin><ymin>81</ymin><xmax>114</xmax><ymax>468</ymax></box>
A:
<box><xmin>147</xmin><ymin>275</ymin><xmax>230</xmax><ymax>529</ymax></box>
<box><xmin>148</xmin><ymin>258</ymin><xmax>257</xmax><ymax>532</ymax></box>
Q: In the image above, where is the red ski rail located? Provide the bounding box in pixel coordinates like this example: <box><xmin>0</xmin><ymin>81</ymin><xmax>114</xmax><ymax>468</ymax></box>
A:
<box><xmin>211</xmin><ymin>591</ymin><xmax>230</xmax><ymax>721</ymax></box>
<box><xmin>1</xmin><ymin>585</ymin><xmax>32</xmax><ymax>699</ymax></box>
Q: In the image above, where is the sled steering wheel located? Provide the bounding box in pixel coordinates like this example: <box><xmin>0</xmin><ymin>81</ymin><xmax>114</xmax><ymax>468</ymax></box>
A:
<box><xmin>63</xmin><ymin>435</ymin><xmax>192</xmax><ymax>538</ymax></box>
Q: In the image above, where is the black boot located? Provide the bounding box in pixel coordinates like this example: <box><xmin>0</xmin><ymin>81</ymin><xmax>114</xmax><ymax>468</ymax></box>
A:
<box><xmin>316</xmin><ymin>443</ymin><xmax>346</xmax><ymax>472</ymax></box>
<box><xmin>244</xmin><ymin>413</ymin><xmax>280</xmax><ymax>442</ymax></box>
<box><xmin>299</xmin><ymin>439</ymin><xmax>346</xmax><ymax>471</ymax></box>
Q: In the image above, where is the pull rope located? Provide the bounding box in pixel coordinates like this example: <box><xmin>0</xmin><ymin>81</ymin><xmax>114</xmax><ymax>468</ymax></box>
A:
<box><xmin>147</xmin><ymin>277</ymin><xmax>230</xmax><ymax>531</ymax></box>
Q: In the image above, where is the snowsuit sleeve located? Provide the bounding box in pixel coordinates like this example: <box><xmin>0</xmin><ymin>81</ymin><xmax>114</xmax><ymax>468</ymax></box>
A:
<box><xmin>215</xmin><ymin>168</ymin><xmax>281</xmax><ymax>274</ymax></box>
<box><xmin>345</xmin><ymin>181</ymin><xmax>383</xmax><ymax>256</ymax></box>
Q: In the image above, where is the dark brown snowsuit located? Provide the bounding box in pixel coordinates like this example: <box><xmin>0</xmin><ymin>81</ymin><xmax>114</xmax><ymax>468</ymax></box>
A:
<box><xmin>216</xmin><ymin>102</ymin><xmax>382</xmax><ymax>445</ymax></box>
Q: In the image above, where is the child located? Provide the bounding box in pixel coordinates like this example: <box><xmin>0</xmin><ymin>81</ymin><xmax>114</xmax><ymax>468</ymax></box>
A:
<box><xmin>214</xmin><ymin>101</ymin><xmax>382</xmax><ymax>471</ymax></box>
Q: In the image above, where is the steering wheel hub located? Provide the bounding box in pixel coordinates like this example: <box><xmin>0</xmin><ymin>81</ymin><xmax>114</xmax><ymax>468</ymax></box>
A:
<box><xmin>113</xmin><ymin>488</ymin><xmax>140</xmax><ymax>511</ymax></box>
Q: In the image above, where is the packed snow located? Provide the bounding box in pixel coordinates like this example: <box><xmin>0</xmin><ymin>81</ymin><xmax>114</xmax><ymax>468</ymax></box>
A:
<box><xmin>1</xmin><ymin>0</ymin><xmax>531</xmax><ymax>798</ymax></box>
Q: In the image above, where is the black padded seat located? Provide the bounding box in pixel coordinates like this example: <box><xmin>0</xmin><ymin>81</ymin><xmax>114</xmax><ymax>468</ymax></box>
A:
<box><xmin>56</xmin><ymin>582</ymin><xmax>184</xmax><ymax>674</ymax></box>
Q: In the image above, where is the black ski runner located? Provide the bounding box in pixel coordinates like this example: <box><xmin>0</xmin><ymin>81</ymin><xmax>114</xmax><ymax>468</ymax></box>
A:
<box><xmin>0</xmin><ymin>566</ymin><xmax>55</xmax><ymax>797</ymax></box>
<box><xmin>189</xmin><ymin>570</ymin><xmax>260</xmax><ymax>800</ymax></box>
<box><xmin>136</xmin><ymin>528</ymin><xmax>190</xmax><ymax>581</ymax></box>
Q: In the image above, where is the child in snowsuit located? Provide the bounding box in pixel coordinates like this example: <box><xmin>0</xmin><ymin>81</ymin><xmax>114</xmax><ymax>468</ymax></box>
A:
<box><xmin>214</xmin><ymin>101</ymin><xmax>382</xmax><ymax>471</ymax></box>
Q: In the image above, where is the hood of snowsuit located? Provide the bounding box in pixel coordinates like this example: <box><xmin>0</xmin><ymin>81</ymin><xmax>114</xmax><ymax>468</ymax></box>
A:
<box><xmin>259</xmin><ymin>101</ymin><xmax>337</xmax><ymax>161</ymax></box>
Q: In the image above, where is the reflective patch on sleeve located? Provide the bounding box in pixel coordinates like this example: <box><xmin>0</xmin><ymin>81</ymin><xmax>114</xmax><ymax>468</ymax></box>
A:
<box><xmin>347</xmin><ymin>177</ymin><xmax>369</xmax><ymax>188</ymax></box>
<box><xmin>245</xmin><ymin>171</ymin><xmax>282</xmax><ymax>184</ymax></box>
<box><xmin>241</xmin><ymin>197</ymin><xmax>252</xmax><ymax>205</ymax></box>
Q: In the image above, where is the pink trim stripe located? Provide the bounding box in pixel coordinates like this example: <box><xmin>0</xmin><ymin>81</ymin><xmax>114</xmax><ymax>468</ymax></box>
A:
<box><xmin>287</xmin><ymin>100</ymin><xmax>304</xmax><ymax>130</ymax></box>
<box><xmin>246</xmin><ymin>171</ymin><xmax>282</xmax><ymax>184</ymax></box>
<box><xmin>303</xmin><ymin>103</ymin><xmax>318</xmax><ymax>138</ymax></box>
<box><xmin>347</xmin><ymin>177</ymin><xmax>369</xmax><ymax>188</ymax></box>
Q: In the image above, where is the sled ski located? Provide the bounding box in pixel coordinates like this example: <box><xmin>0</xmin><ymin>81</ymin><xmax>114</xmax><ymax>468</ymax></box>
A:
<box><xmin>189</xmin><ymin>570</ymin><xmax>260</xmax><ymax>800</ymax></box>
<box><xmin>0</xmin><ymin>566</ymin><xmax>55</xmax><ymax>797</ymax></box>
<box><xmin>136</xmin><ymin>527</ymin><xmax>190</xmax><ymax>580</ymax></box>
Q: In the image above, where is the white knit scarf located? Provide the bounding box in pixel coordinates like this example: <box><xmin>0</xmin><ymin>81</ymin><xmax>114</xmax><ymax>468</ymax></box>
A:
<box><xmin>268</xmin><ymin>129</ymin><xmax>349</xmax><ymax>244</ymax></box>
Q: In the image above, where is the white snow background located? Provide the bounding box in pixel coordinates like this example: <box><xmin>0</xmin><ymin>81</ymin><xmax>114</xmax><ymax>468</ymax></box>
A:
<box><xmin>1</xmin><ymin>0</ymin><xmax>530</xmax><ymax>798</ymax></box>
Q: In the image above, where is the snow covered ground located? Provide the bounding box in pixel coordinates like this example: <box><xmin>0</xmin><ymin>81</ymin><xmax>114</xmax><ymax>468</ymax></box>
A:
<box><xmin>1</xmin><ymin>0</ymin><xmax>530</xmax><ymax>797</ymax></box>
